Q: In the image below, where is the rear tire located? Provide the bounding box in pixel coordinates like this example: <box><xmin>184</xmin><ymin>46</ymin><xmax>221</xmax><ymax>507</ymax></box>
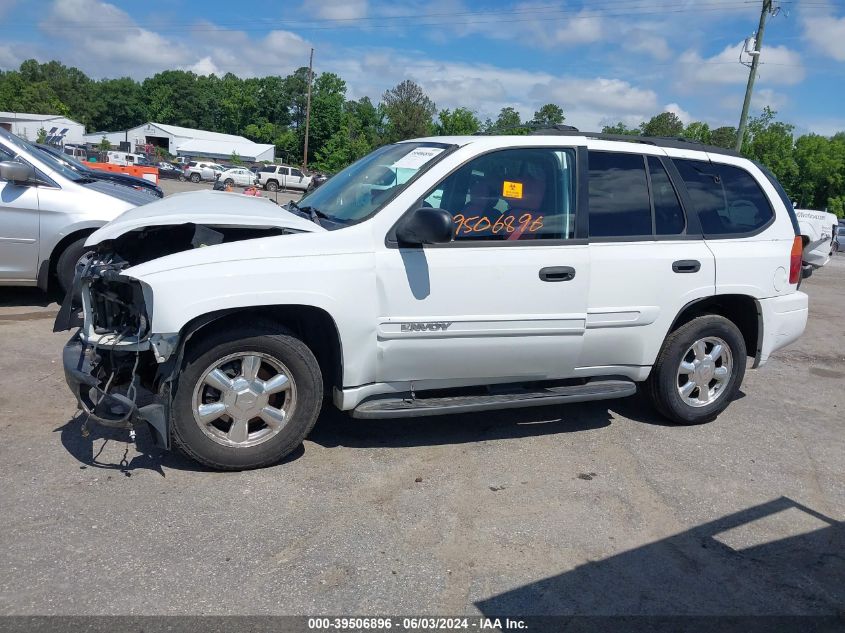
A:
<box><xmin>645</xmin><ymin>315</ymin><xmax>746</xmax><ymax>425</ymax></box>
<box><xmin>171</xmin><ymin>325</ymin><xmax>323</xmax><ymax>470</ymax></box>
<box><xmin>55</xmin><ymin>236</ymin><xmax>89</xmax><ymax>298</ymax></box>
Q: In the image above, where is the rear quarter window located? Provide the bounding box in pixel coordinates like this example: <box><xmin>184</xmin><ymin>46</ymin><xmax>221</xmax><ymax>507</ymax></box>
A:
<box><xmin>674</xmin><ymin>159</ymin><xmax>774</xmax><ymax>236</ymax></box>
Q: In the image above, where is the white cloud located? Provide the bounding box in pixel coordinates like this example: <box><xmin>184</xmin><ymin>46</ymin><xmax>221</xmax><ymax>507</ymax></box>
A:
<box><xmin>676</xmin><ymin>40</ymin><xmax>805</xmax><ymax>89</ymax></box>
<box><xmin>802</xmin><ymin>12</ymin><xmax>845</xmax><ymax>61</ymax></box>
<box><xmin>664</xmin><ymin>102</ymin><xmax>692</xmax><ymax>124</ymax></box>
<box><xmin>624</xmin><ymin>30</ymin><xmax>672</xmax><ymax>61</ymax></box>
<box><xmin>302</xmin><ymin>0</ymin><xmax>368</xmax><ymax>20</ymax></box>
<box><xmin>40</xmin><ymin>0</ymin><xmax>186</xmax><ymax>76</ymax></box>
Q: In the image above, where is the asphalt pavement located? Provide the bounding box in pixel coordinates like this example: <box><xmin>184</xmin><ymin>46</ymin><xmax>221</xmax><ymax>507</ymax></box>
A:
<box><xmin>0</xmin><ymin>255</ymin><xmax>842</xmax><ymax>617</ymax></box>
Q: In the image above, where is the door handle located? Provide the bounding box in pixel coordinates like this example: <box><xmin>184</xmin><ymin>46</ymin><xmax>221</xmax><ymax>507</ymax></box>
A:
<box><xmin>539</xmin><ymin>266</ymin><xmax>575</xmax><ymax>282</ymax></box>
<box><xmin>672</xmin><ymin>259</ymin><xmax>701</xmax><ymax>273</ymax></box>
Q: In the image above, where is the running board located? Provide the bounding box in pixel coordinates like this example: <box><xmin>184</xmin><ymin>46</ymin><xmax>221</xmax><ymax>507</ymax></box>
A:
<box><xmin>351</xmin><ymin>379</ymin><xmax>636</xmax><ymax>419</ymax></box>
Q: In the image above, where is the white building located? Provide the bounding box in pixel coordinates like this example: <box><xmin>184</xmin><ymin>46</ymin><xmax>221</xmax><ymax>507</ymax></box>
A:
<box><xmin>84</xmin><ymin>122</ymin><xmax>275</xmax><ymax>162</ymax></box>
<box><xmin>0</xmin><ymin>112</ymin><xmax>85</xmax><ymax>145</ymax></box>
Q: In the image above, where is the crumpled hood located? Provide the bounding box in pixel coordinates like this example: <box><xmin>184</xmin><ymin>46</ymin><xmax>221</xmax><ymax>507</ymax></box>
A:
<box><xmin>85</xmin><ymin>190</ymin><xmax>323</xmax><ymax>246</ymax></box>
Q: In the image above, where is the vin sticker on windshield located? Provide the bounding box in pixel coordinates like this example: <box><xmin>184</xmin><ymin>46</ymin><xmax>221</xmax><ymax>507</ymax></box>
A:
<box><xmin>502</xmin><ymin>180</ymin><xmax>523</xmax><ymax>199</ymax></box>
<box><xmin>392</xmin><ymin>147</ymin><xmax>445</xmax><ymax>170</ymax></box>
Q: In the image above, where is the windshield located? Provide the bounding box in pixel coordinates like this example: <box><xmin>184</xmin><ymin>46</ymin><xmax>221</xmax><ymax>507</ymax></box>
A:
<box><xmin>37</xmin><ymin>145</ymin><xmax>88</xmax><ymax>173</ymax></box>
<box><xmin>296</xmin><ymin>142</ymin><xmax>452</xmax><ymax>225</ymax></box>
<box><xmin>3</xmin><ymin>133</ymin><xmax>89</xmax><ymax>182</ymax></box>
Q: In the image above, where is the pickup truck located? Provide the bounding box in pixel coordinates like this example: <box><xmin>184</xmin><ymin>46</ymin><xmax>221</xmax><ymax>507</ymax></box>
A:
<box><xmin>58</xmin><ymin>133</ymin><xmax>808</xmax><ymax>470</ymax></box>
<box><xmin>795</xmin><ymin>208</ymin><xmax>838</xmax><ymax>269</ymax></box>
<box><xmin>256</xmin><ymin>164</ymin><xmax>312</xmax><ymax>192</ymax></box>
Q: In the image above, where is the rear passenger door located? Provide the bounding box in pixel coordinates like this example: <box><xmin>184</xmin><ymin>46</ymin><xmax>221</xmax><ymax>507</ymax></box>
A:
<box><xmin>673</xmin><ymin>156</ymin><xmax>792</xmax><ymax>299</ymax></box>
<box><xmin>580</xmin><ymin>150</ymin><xmax>716</xmax><ymax>373</ymax></box>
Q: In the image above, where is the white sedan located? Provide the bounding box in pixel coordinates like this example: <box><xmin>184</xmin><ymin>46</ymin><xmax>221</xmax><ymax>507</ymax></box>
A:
<box><xmin>218</xmin><ymin>167</ymin><xmax>259</xmax><ymax>188</ymax></box>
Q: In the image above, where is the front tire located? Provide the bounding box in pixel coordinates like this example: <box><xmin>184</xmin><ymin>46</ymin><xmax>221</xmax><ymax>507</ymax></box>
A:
<box><xmin>171</xmin><ymin>325</ymin><xmax>323</xmax><ymax>470</ymax></box>
<box><xmin>265</xmin><ymin>180</ymin><xmax>279</xmax><ymax>192</ymax></box>
<box><xmin>224</xmin><ymin>178</ymin><xmax>234</xmax><ymax>187</ymax></box>
<box><xmin>645</xmin><ymin>315</ymin><xmax>746</xmax><ymax>425</ymax></box>
<box><xmin>55</xmin><ymin>236</ymin><xmax>89</xmax><ymax>297</ymax></box>
<box><xmin>190</xmin><ymin>173</ymin><xmax>201</xmax><ymax>183</ymax></box>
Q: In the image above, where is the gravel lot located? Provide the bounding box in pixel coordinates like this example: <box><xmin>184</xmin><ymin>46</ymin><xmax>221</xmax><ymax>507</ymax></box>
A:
<box><xmin>0</xmin><ymin>254</ymin><xmax>842</xmax><ymax>617</ymax></box>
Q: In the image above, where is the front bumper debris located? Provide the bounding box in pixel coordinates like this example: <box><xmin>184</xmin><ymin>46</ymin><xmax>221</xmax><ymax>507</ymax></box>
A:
<box><xmin>63</xmin><ymin>333</ymin><xmax>170</xmax><ymax>448</ymax></box>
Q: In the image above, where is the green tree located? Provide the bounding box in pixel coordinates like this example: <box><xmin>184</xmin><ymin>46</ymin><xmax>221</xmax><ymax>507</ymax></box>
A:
<box><xmin>741</xmin><ymin>107</ymin><xmax>798</xmax><ymax>195</ymax></box>
<box><xmin>493</xmin><ymin>107</ymin><xmax>522</xmax><ymax>132</ymax></box>
<box><xmin>98</xmin><ymin>136</ymin><xmax>111</xmax><ymax>151</ymax></box>
<box><xmin>531</xmin><ymin>103</ymin><xmax>565</xmax><ymax>127</ymax></box>
<box><xmin>683</xmin><ymin>121</ymin><xmax>711</xmax><ymax>144</ymax></box>
<box><xmin>601</xmin><ymin>122</ymin><xmax>639</xmax><ymax>135</ymax></box>
<box><xmin>90</xmin><ymin>77</ymin><xmax>146</xmax><ymax>132</ymax></box>
<box><xmin>435</xmin><ymin>108</ymin><xmax>480</xmax><ymax>135</ymax></box>
<box><xmin>793</xmin><ymin>133</ymin><xmax>845</xmax><ymax>210</ymax></box>
<box><xmin>710</xmin><ymin>126</ymin><xmax>738</xmax><ymax>149</ymax></box>
<box><xmin>307</xmin><ymin>72</ymin><xmax>347</xmax><ymax>163</ymax></box>
<box><xmin>381</xmin><ymin>80</ymin><xmax>436</xmax><ymax>142</ymax></box>
<box><xmin>36</xmin><ymin>127</ymin><xmax>47</xmax><ymax>143</ymax></box>
<box><xmin>641</xmin><ymin>112</ymin><xmax>684</xmax><ymax>137</ymax></box>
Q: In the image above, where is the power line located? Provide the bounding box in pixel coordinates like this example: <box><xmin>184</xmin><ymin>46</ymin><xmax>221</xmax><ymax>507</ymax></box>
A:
<box><xmin>0</xmin><ymin>2</ymin><xmax>767</xmax><ymax>32</ymax></box>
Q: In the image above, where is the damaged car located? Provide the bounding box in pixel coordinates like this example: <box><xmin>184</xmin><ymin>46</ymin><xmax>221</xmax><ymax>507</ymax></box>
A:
<box><xmin>58</xmin><ymin>135</ymin><xmax>808</xmax><ymax>470</ymax></box>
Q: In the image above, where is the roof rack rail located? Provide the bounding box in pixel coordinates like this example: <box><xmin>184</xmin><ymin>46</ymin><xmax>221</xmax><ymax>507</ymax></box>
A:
<box><xmin>528</xmin><ymin>128</ymin><xmax>742</xmax><ymax>157</ymax></box>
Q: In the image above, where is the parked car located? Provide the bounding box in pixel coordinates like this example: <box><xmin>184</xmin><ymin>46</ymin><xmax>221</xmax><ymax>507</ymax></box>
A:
<box><xmin>157</xmin><ymin>161</ymin><xmax>182</xmax><ymax>180</ymax></box>
<box><xmin>184</xmin><ymin>161</ymin><xmax>224</xmax><ymax>183</ymax></box>
<box><xmin>58</xmin><ymin>133</ymin><xmax>808</xmax><ymax>470</ymax></box>
<box><xmin>795</xmin><ymin>208</ymin><xmax>838</xmax><ymax>269</ymax></box>
<box><xmin>256</xmin><ymin>164</ymin><xmax>312</xmax><ymax>192</ymax></box>
<box><xmin>0</xmin><ymin>127</ymin><xmax>154</xmax><ymax>295</ymax></box>
<box><xmin>217</xmin><ymin>167</ymin><xmax>259</xmax><ymax>188</ymax></box>
<box><xmin>106</xmin><ymin>151</ymin><xmax>149</xmax><ymax>167</ymax></box>
<box><xmin>36</xmin><ymin>144</ymin><xmax>163</xmax><ymax>198</ymax></box>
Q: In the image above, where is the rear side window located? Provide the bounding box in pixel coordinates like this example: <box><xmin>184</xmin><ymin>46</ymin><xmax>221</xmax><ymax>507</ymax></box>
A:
<box><xmin>291</xmin><ymin>168</ymin><xmax>303</xmax><ymax>177</ymax></box>
<box><xmin>674</xmin><ymin>159</ymin><xmax>773</xmax><ymax>236</ymax></box>
<box><xmin>647</xmin><ymin>157</ymin><xmax>685</xmax><ymax>235</ymax></box>
<box><xmin>588</xmin><ymin>151</ymin><xmax>652</xmax><ymax>237</ymax></box>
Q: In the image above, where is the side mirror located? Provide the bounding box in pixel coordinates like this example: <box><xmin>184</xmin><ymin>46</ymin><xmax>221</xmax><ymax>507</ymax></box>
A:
<box><xmin>0</xmin><ymin>161</ymin><xmax>36</xmax><ymax>186</ymax></box>
<box><xmin>396</xmin><ymin>207</ymin><xmax>454</xmax><ymax>245</ymax></box>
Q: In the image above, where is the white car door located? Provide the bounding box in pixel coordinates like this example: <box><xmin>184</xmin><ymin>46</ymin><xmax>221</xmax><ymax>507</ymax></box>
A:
<box><xmin>375</xmin><ymin>146</ymin><xmax>590</xmax><ymax>387</ymax></box>
<box><xmin>0</xmin><ymin>144</ymin><xmax>40</xmax><ymax>283</ymax></box>
<box><xmin>579</xmin><ymin>150</ymin><xmax>715</xmax><ymax>372</ymax></box>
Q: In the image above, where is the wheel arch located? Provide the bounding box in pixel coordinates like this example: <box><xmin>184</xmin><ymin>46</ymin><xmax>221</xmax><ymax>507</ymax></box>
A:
<box><xmin>43</xmin><ymin>226</ymin><xmax>100</xmax><ymax>290</ymax></box>
<box><xmin>668</xmin><ymin>294</ymin><xmax>761</xmax><ymax>362</ymax></box>
<box><xmin>167</xmin><ymin>304</ymin><xmax>343</xmax><ymax>395</ymax></box>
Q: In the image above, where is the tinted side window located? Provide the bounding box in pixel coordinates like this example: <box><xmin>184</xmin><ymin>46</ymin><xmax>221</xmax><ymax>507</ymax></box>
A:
<box><xmin>279</xmin><ymin>167</ymin><xmax>290</xmax><ymax>176</ymax></box>
<box><xmin>291</xmin><ymin>168</ymin><xmax>303</xmax><ymax>177</ymax></box>
<box><xmin>588</xmin><ymin>151</ymin><xmax>651</xmax><ymax>237</ymax></box>
<box><xmin>421</xmin><ymin>148</ymin><xmax>577</xmax><ymax>241</ymax></box>
<box><xmin>648</xmin><ymin>157</ymin><xmax>685</xmax><ymax>235</ymax></box>
<box><xmin>674</xmin><ymin>159</ymin><xmax>773</xmax><ymax>236</ymax></box>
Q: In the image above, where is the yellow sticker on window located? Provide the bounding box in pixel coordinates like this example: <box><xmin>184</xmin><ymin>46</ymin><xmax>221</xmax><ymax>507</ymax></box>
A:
<box><xmin>502</xmin><ymin>180</ymin><xmax>523</xmax><ymax>199</ymax></box>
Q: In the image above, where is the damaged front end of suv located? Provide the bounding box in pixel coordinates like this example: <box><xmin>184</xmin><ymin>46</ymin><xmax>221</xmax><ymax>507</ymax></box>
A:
<box><xmin>56</xmin><ymin>246</ymin><xmax>172</xmax><ymax>447</ymax></box>
<box><xmin>55</xmin><ymin>191</ymin><xmax>320</xmax><ymax>449</ymax></box>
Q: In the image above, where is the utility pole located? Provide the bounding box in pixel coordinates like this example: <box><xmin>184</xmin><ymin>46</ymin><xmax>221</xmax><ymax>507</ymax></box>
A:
<box><xmin>736</xmin><ymin>0</ymin><xmax>773</xmax><ymax>151</ymax></box>
<box><xmin>303</xmin><ymin>48</ymin><xmax>314</xmax><ymax>170</ymax></box>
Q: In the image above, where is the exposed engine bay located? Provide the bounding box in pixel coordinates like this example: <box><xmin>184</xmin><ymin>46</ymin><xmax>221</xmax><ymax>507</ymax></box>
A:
<box><xmin>56</xmin><ymin>221</ymin><xmax>297</xmax><ymax>448</ymax></box>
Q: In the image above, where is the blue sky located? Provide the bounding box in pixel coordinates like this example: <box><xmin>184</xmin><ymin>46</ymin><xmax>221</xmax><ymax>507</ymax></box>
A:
<box><xmin>1</xmin><ymin>0</ymin><xmax>844</xmax><ymax>134</ymax></box>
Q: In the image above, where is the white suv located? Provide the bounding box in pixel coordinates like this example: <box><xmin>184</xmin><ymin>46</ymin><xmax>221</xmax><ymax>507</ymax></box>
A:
<box><xmin>183</xmin><ymin>161</ymin><xmax>223</xmax><ymax>183</ymax></box>
<box><xmin>58</xmin><ymin>132</ymin><xmax>808</xmax><ymax>470</ymax></box>
<box><xmin>256</xmin><ymin>164</ymin><xmax>312</xmax><ymax>192</ymax></box>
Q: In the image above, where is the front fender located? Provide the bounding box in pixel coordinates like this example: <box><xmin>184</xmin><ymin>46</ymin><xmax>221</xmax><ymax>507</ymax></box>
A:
<box><xmin>133</xmin><ymin>253</ymin><xmax>377</xmax><ymax>387</ymax></box>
